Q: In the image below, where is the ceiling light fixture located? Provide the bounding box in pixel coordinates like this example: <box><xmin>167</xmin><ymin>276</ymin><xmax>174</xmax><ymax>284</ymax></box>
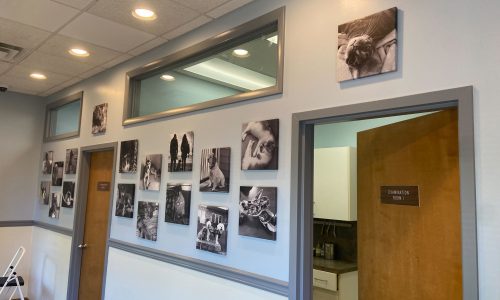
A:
<box><xmin>132</xmin><ymin>8</ymin><xmax>157</xmax><ymax>20</ymax></box>
<box><xmin>30</xmin><ymin>73</ymin><xmax>47</xmax><ymax>80</ymax></box>
<box><xmin>232</xmin><ymin>48</ymin><xmax>250</xmax><ymax>58</ymax></box>
<box><xmin>68</xmin><ymin>48</ymin><xmax>90</xmax><ymax>57</ymax></box>
<box><xmin>160</xmin><ymin>74</ymin><xmax>175</xmax><ymax>81</ymax></box>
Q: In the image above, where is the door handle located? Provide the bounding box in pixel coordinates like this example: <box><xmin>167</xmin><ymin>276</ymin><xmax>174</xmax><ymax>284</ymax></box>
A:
<box><xmin>78</xmin><ymin>243</ymin><xmax>88</xmax><ymax>249</ymax></box>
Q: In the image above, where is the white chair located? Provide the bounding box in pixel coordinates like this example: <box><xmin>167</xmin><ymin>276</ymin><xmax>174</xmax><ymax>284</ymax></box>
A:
<box><xmin>0</xmin><ymin>247</ymin><xmax>25</xmax><ymax>300</ymax></box>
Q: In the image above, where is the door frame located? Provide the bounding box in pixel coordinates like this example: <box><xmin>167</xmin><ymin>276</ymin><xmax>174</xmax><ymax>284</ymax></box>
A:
<box><xmin>67</xmin><ymin>142</ymin><xmax>118</xmax><ymax>300</ymax></box>
<box><xmin>289</xmin><ymin>86</ymin><xmax>477</xmax><ymax>300</ymax></box>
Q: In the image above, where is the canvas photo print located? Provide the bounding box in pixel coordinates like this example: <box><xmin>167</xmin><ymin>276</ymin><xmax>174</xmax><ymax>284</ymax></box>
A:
<box><xmin>62</xmin><ymin>181</ymin><xmax>75</xmax><ymax>208</ymax></box>
<box><xmin>115</xmin><ymin>184</ymin><xmax>135</xmax><ymax>218</ymax></box>
<box><xmin>337</xmin><ymin>7</ymin><xmax>397</xmax><ymax>82</ymax></box>
<box><xmin>52</xmin><ymin>161</ymin><xmax>64</xmax><ymax>186</ymax></box>
<box><xmin>199</xmin><ymin>147</ymin><xmax>230</xmax><ymax>193</ymax></box>
<box><xmin>165</xmin><ymin>183</ymin><xmax>191</xmax><ymax>225</ymax></box>
<box><xmin>42</xmin><ymin>151</ymin><xmax>53</xmax><ymax>175</ymax></box>
<box><xmin>136</xmin><ymin>201</ymin><xmax>159</xmax><ymax>241</ymax></box>
<box><xmin>139</xmin><ymin>154</ymin><xmax>162</xmax><ymax>191</ymax></box>
<box><xmin>241</xmin><ymin>119</ymin><xmax>279</xmax><ymax>170</ymax></box>
<box><xmin>48</xmin><ymin>193</ymin><xmax>61</xmax><ymax>219</ymax></box>
<box><xmin>168</xmin><ymin>131</ymin><xmax>194</xmax><ymax>172</ymax></box>
<box><xmin>65</xmin><ymin>148</ymin><xmax>78</xmax><ymax>174</ymax></box>
<box><xmin>196</xmin><ymin>205</ymin><xmax>228</xmax><ymax>255</ymax></box>
<box><xmin>119</xmin><ymin>139</ymin><xmax>138</xmax><ymax>173</ymax></box>
<box><xmin>92</xmin><ymin>103</ymin><xmax>108</xmax><ymax>134</ymax></box>
<box><xmin>239</xmin><ymin>186</ymin><xmax>277</xmax><ymax>240</ymax></box>
<box><xmin>40</xmin><ymin>181</ymin><xmax>50</xmax><ymax>205</ymax></box>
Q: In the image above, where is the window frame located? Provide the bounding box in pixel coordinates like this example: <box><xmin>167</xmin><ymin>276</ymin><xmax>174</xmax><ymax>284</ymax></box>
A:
<box><xmin>43</xmin><ymin>91</ymin><xmax>84</xmax><ymax>143</ymax></box>
<box><xmin>123</xmin><ymin>7</ymin><xmax>285</xmax><ymax>126</ymax></box>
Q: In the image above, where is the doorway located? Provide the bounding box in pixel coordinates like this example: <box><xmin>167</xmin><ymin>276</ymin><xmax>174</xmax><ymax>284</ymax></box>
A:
<box><xmin>289</xmin><ymin>87</ymin><xmax>477</xmax><ymax>300</ymax></box>
<box><xmin>67</xmin><ymin>143</ymin><xmax>117</xmax><ymax>300</ymax></box>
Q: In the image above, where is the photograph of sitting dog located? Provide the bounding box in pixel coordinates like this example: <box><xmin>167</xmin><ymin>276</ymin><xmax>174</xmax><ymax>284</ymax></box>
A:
<box><xmin>241</xmin><ymin>119</ymin><xmax>279</xmax><ymax>170</ymax></box>
<box><xmin>196</xmin><ymin>205</ymin><xmax>228</xmax><ymax>255</ymax></box>
<box><xmin>165</xmin><ymin>183</ymin><xmax>191</xmax><ymax>225</ymax></box>
<box><xmin>139</xmin><ymin>154</ymin><xmax>162</xmax><ymax>191</ymax></box>
<box><xmin>199</xmin><ymin>147</ymin><xmax>230</xmax><ymax>193</ymax></box>
<box><xmin>337</xmin><ymin>7</ymin><xmax>397</xmax><ymax>82</ymax></box>
<box><xmin>136</xmin><ymin>201</ymin><xmax>159</xmax><ymax>241</ymax></box>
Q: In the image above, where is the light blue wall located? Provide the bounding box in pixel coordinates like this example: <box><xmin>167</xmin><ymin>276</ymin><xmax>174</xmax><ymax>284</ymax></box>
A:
<box><xmin>138</xmin><ymin>72</ymin><xmax>240</xmax><ymax>116</ymax></box>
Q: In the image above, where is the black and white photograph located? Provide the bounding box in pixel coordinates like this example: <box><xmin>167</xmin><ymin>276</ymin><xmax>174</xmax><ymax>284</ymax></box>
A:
<box><xmin>40</xmin><ymin>181</ymin><xmax>50</xmax><ymax>205</ymax></box>
<box><xmin>196</xmin><ymin>205</ymin><xmax>228</xmax><ymax>255</ymax></box>
<box><xmin>115</xmin><ymin>183</ymin><xmax>135</xmax><ymax>218</ymax></box>
<box><xmin>48</xmin><ymin>193</ymin><xmax>61</xmax><ymax>219</ymax></box>
<box><xmin>168</xmin><ymin>131</ymin><xmax>194</xmax><ymax>172</ymax></box>
<box><xmin>119</xmin><ymin>139</ymin><xmax>138</xmax><ymax>173</ymax></box>
<box><xmin>92</xmin><ymin>103</ymin><xmax>108</xmax><ymax>134</ymax></box>
<box><xmin>165</xmin><ymin>183</ymin><xmax>191</xmax><ymax>225</ymax></box>
<box><xmin>337</xmin><ymin>7</ymin><xmax>397</xmax><ymax>82</ymax></box>
<box><xmin>42</xmin><ymin>151</ymin><xmax>53</xmax><ymax>175</ymax></box>
<box><xmin>139</xmin><ymin>154</ymin><xmax>162</xmax><ymax>191</ymax></box>
<box><xmin>241</xmin><ymin>119</ymin><xmax>279</xmax><ymax>170</ymax></box>
<box><xmin>136</xmin><ymin>201</ymin><xmax>159</xmax><ymax>241</ymax></box>
<box><xmin>62</xmin><ymin>181</ymin><xmax>75</xmax><ymax>208</ymax></box>
<box><xmin>64</xmin><ymin>148</ymin><xmax>78</xmax><ymax>174</ymax></box>
<box><xmin>239</xmin><ymin>186</ymin><xmax>277</xmax><ymax>240</ymax></box>
<box><xmin>52</xmin><ymin>161</ymin><xmax>64</xmax><ymax>186</ymax></box>
<box><xmin>199</xmin><ymin>147</ymin><xmax>230</xmax><ymax>193</ymax></box>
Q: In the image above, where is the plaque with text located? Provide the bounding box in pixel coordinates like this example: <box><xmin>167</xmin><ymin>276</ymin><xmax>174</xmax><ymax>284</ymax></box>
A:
<box><xmin>380</xmin><ymin>186</ymin><xmax>419</xmax><ymax>206</ymax></box>
<box><xmin>97</xmin><ymin>181</ymin><xmax>110</xmax><ymax>191</ymax></box>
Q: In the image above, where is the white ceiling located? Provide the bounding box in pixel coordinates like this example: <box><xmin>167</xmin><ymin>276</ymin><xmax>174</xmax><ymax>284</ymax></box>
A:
<box><xmin>0</xmin><ymin>0</ymin><xmax>254</xmax><ymax>96</ymax></box>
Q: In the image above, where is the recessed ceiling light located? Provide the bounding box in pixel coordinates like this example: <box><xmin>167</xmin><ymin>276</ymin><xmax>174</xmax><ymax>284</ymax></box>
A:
<box><xmin>160</xmin><ymin>74</ymin><xmax>175</xmax><ymax>81</ymax></box>
<box><xmin>132</xmin><ymin>8</ymin><xmax>157</xmax><ymax>20</ymax></box>
<box><xmin>30</xmin><ymin>73</ymin><xmax>47</xmax><ymax>80</ymax></box>
<box><xmin>232</xmin><ymin>49</ymin><xmax>250</xmax><ymax>58</ymax></box>
<box><xmin>68</xmin><ymin>48</ymin><xmax>90</xmax><ymax>57</ymax></box>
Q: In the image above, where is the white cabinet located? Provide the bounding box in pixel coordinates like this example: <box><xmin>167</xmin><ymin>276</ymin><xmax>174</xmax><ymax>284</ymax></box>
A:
<box><xmin>313</xmin><ymin>270</ymin><xmax>358</xmax><ymax>300</ymax></box>
<box><xmin>313</xmin><ymin>147</ymin><xmax>357</xmax><ymax>221</ymax></box>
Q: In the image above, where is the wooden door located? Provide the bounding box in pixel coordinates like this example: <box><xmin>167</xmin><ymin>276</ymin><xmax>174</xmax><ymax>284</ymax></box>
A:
<box><xmin>358</xmin><ymin>109</ymin><xmax>462</xmax><ymax>299</ymax></box>
<box><xmin>78</xmin><ymin>150</ymin><xmax>114</xmax><ymax>300</ymax></box>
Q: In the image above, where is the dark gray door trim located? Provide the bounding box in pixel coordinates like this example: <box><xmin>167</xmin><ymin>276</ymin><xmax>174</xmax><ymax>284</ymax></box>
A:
<box><xmin>289</xmin><ymin>86</ymin><xmax>477</xmax><ymax>300</ymax></box>
<box><xmin>67</xmin><ymin>142</ymin><xmax>118</xmax><ymax>300</ymax></box>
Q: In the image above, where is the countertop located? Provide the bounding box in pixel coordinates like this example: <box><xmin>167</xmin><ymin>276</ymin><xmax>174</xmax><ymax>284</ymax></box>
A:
<box><xmin>313</xmin><ymin>257</ymin><xmax>357</xmax><ymax>274</ymax></box>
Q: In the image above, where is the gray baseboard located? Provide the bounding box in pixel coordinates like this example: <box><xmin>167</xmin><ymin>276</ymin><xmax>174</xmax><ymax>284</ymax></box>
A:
<box><xmin>0</xmin><ymin>220</ymin><xmax>34</xmax><ymax>227</ymax></box>
<box><xmin>108</xmin><ymin>238</ymin><xmax>289</xmax><ymax>297</ymax></box>
<box><xmin>32</xmin><ymin>221</ymin><xmax>73</xmax><ymax>236</ymax></box>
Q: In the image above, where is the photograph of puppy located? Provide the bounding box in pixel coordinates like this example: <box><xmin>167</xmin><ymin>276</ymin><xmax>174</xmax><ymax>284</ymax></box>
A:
<box><xmin>199</xmin><ymin>148</ymin><xmax>230</xmax><ymax>193</ymax></box>
<box><xmin>241</xmin><ymin>119</ymin><xmax>279</xmax><ymax>170</ymax></box>
<box><xmin>139</xmin><ymin>154</ymin><xmax>162</xmax><ymax>191</ymax></box>
<box><xmin>165</xmin><ymin>183</ymin><xmax>191</xmax><ymax>225</ymax></box>
<box><xmin>119</xmin><ymin>139</ymin><xmax>138</xmax><ymax>173</ymax></box>
<box><xmin>92</xmin><ymin>103</ymin><xmax>108</xmax><ymax>134</ymax></box>
<box><xmin>337</xmin><ymin>7</ymin><xmax>397</xmax><ymax>82</ymax></box>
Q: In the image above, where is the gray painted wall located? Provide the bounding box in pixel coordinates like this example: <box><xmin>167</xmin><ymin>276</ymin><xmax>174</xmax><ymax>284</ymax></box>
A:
<box><xmin>0</xmin><ymin>91</ymin><xmax>44</xmax><ymax>220</ymax></box>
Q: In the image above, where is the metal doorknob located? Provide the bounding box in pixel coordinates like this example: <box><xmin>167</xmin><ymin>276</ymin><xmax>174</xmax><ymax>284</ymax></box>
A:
<box><xmin>78</xmin><ymin>243</ymin><xmax>88</xmax><ymax>249</ymax></box>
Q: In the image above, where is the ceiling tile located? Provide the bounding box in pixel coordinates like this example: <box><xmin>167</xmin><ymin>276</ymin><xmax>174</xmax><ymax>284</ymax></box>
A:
<box><xmin>0</xmin><ymin>0</ymin><xmax>80</xmax><ymax>32</ymax></box>
<box><xmin>100</xmin><ymin>53</ymin><xmax>133</xmax><ymax>69</ymax></box>
<box><xmin>0</xmin><ymin>62</ymin><xmax>13</xmax><ymax>75</ymax></box>
<box><xmin>20</xmin><ymin>51</ymin><xmax>94</xmax><ymax>76</ymax></box>
<box><xmin>172</xmin><ymin>0</ymin><xmax>229</xmax><ymax>13</ymax></box>
<box><xmin>207</xmin><ymin>0</ymin><xmax>253</xmax><ymax>19</ymax></box>
<box><xmin>0</xmin><ymin>65</ymin><xmax>71</xmax><ymax>94</ymax></box>
<box><xmin>87</xmin><ymin>0</ymin><xmax>200</xmax><ymax>36</ymax></box>
<box><xmin>128</xmin><ymin>37</ymin><xmax>167</xmax><ymax>56</ymax></box>
<box><xmin>51</xmin><ymin>0</ymin><xmax>96</xmax><ymax>10</ymax></box>
<box><xmin>38</xmin><ymin>34</ymin><xmax>123</xmax><ymax>67</ymax></box>
<box><xmin>60</xmin><ymin>13</ymin><xmax>156</xmax><ymax>52</ymax></box>
<box><xmin>163</xmin><ymin>15</ymin><xmax>212</xmax><ymax>40</ymax></box>
<box><xmin>77</xmin><ymin>66</ymin><xmax>105</xmax><ymax>79</ymax></box>
<box><xmin>0</xmin><ymin>17</ymin><xmax>52</xmax><ymax>50</ymax></box>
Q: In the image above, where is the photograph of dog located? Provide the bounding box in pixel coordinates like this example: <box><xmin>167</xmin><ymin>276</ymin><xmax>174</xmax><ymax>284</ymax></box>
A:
<box><xmin>139</xmin><ymin>154</ymin><xmax>162</xmax><ymax>191</ymax></box>
<box><xmin>136</xmin><ymin>201</ymin><xmax>159</xmax><ymax>241</ymax></box>
<box><xmin>48</xmin><ymin>193</ymin><xmax>61</xmax><ymax>219</ymax></box>
<box><xmin>42</xmin><ymin>151</ymin><xmax>53</xmax><ymax>175</ymax></box>
<box><xmin>64</xmin><ymin>148</ymin><xmax>78</xmax><ymax>174</ymax></box>
<box><xmin>115</xmin><ymin>183</ymin><xmax>135</xmax><ymax>218</ymax></box>
<box><xmin>92</xmin><ymin>103</ymin><xmax>108</xmax><ymax>134</ymax></box>
<box><xmin>62</xmin><ymin>181</ymin><xmax>75</xmax><ymax>208</ymax></box>
<box><xmin>52</xmin><ymin>161</ymin><xmax>64</xmax><ymax>186</ymax></box>
<box><xmin>165</xmin><ymin>183</ymin><xmax>191</xmax><ymax>225</ymax></box>
<box><xmin>119</xmin><ymin>139</ymin><xmax>138</xmax><ymax>173</ymax></box>
<box><xmin>196</xmin><ymin>205</ymin><xmax>228</xmax><ymax>255</ymax></box>
<box><xmin>241</xmin><ymin>119</ymin><xmax>279</xmax><ymax>170</ymax></box>
<box><xmin>199</xmin><ymin>147</ymin><xmax>230</xmax><ymax>193</ymax></box>
<box><xmin>168</xmin><ymin>131</ymin><xmax>194</xmax><ymax>172</ymax></box>
<box><xmin>40</xmin><ymin>181</ymin><xmax>50</xmax><ymax>205</ymax></box>
<box><xmin>337</xmin><ymin>7</ymin><xmax>397</xmax><ymax>82</ymax></box>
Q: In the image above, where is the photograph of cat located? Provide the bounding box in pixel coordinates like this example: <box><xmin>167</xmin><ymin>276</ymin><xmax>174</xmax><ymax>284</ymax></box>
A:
<box><xmin>241</xmin><ymin>119</ymin><xmax>279</xmax><ymax>170</ymax></box>
<box><xmin>200</xmin><ymin>148</ymin><xmax>230</xmax><ymax>193</ymax></box>
<box><xmin>337</xmin><ymin>7</ymin><xmax>397</xmax><ymax>82</ymax></box>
